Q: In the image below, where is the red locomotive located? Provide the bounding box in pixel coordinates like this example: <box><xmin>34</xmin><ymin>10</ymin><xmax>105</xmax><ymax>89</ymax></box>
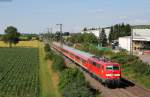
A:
<box><xmin>52</xmin><ymin>42</ymin><xmax>121</xmax><ymax>85</ymax></box>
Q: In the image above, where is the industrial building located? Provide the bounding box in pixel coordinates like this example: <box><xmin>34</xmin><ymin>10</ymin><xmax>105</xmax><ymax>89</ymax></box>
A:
<box><xmin>119</xmin><ymin>29</ymin><xmax>150</xmax><ymax>54</ymax></box>
<box><xmin>81</xmin><ymin>28</ymin><xmax>150</xmax><ymax>54</ymax></box>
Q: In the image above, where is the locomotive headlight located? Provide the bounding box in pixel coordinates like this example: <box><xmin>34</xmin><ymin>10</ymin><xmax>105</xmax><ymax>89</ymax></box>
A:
<box><xmin>114</xmin><ymin>74</ymin><xmax>120</xmax><ymax>76</ymax></box>
<box><xmin>106</xmin><ymin>74</ymin><xmax>120</xmax><ymax>76</ymax></box>
<box><xmin>106</xmin><ymin>74</ymin><xmax>113</xmax><ymax>76</ymax></box>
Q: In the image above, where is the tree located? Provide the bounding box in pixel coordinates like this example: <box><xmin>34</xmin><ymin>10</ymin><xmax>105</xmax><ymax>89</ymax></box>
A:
<box><xmin>54</xmin><ymin>31</ymin><xmax>62</xmax><ymax>41</ymax></box>
<box><xmin>3</xmin><ymin>26</ymin><xmax>20</xmax><ymax>47</ymax></box>
<box><xmin>63</xmin><ymin>32</ymin><xmax>70</xmax><ymax>36</ymax></box>
<box><xmin>68</xmin><ymin>33</ymin><xmax>98</xmax><ymax>44</ymax></box>
<box><xmin>108</xmin><ymin>23</ymin><xmax>131</xmax><ymax>43</ymax></box>
<box><xmin>108</xmin><ymin>26</ymin><xmax>114</xmax><ymax>43</ymax></box>
<box><xmin>83</xmin><ymin>27</ymin><xmax>88</xmax><ymax>32</ymax></box>
<box><xmin>125</xmin><ymin>24</ymin><xmax>131</xmax><ymax>36</ymax></box>
<box><xmin>83</xmin><ymin>33</ymin><xmax>98</xmax><ymax>44</ymax></box>
<box><xmin>99</xmin><ymin>28</ymin><xmax>107</xmax><ymax>47</ymax></box>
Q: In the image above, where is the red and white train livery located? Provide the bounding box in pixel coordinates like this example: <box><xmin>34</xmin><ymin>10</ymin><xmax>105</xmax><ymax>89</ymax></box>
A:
<box><xmin>52</xmin><ymin>42</ymin><xmax>121</xmax><ymax>85</ymax></box>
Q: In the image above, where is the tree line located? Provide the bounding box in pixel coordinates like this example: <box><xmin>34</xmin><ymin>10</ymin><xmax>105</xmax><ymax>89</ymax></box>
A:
<box><xmin>108</xmin><ymin>23</ymin><xmax>131</xmax><ymax>43</ymax></box>
<box><xmin>66</xmin><ymin>23</ymin><xmax>131</xmax><ymax>47</ymax></box>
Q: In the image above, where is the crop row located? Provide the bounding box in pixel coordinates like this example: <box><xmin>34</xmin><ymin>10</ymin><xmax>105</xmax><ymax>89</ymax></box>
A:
<box><xmin>0</xmin><ymin>48</ymin><xmax>39</xmax><ymax>97</ymax></box>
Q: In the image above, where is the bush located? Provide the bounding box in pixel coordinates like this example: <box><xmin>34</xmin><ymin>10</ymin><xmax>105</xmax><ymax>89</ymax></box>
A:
<box><xmin>129</xmin><ymin>60</ymin><xmax>150</xmax><ymax>75</ymax></box>
<box><xmin>44</xmin><ymin>43</ymin><xmax>51</xmax><ymax>52</ymax></box>
<box><xmin>111</xmin><ymin>52</ymin><xmax>150</xmax><ymax>75</ymax></box>
<box><xmin>45</xmin><ymin>51</ymin><xmax>54</xmax><ymax>60</ymax></box>
<box><xmin>44</xmin><ymin>43</ymin><xmax>65</xmax><ymax>72</ymax></box>
<box><xmin>52</xmin><ymin>54</ymin><xmax>65</xmax><ymax>72</ymax></box>
<box><xmin>110</xmin><ymin>52</ymin><xmax>139</xmax><ymax>64</ymax></box>
<box><xmin>59</xmin><ymin>69</ymin><xmax>95</xmax><ymax>97</ymax></box>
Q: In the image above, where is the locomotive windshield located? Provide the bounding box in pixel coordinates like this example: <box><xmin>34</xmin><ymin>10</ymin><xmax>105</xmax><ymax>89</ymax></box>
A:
<box><xmin>106</xmin><ymin>66</ymin><xmax>119</xmax><ymax>70</ymax></box>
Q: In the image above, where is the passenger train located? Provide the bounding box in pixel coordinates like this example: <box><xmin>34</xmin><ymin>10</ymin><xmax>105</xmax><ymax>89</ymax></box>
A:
<box><xmin>52</xmin><ymin>42</ymin><xmax>121</xmax><ymax>85</ymax></box>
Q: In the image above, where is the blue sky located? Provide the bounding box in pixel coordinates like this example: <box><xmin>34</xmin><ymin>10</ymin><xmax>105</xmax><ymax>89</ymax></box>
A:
<box><xmin>0</xmin><ymin>0</ymin><xmax>150</xmax><ymax>34</ymax></box>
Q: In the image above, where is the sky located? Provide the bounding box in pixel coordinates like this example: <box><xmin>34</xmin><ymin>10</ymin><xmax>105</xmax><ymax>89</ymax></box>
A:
<box><xmin>0</xmin><ymin>0</ymin><xmax>150</xmax><ymax>34</ymax></box>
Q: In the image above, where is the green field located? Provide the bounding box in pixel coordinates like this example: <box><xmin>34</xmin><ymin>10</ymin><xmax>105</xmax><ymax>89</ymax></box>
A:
<box><xmin>0</xmin><ymin>48</ymin><xmax>39</xmax><ymax>97</ymax></box>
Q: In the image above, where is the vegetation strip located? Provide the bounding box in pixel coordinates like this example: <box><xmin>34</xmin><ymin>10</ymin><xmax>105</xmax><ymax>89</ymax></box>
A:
<box><xmin>39</xmin><ymin>42</ymin><xmax>60</xmax><ymax>97</ymax></box>
<box><xmin>44</xmin><ymin>43</ymin><xmax>101</xmax><ymax>97</ymax></box>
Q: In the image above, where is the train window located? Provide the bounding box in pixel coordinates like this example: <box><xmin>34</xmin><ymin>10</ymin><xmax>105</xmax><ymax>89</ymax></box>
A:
<box><xmin>113</xmin><ymin>66</ymin><xmax>119</xmax><ymax>70</ymax></box>
<box><xmin>106</xmin><ymin>66</ymin><xmax>113</xmax><ymax>70</ymax></box>
<box><xmin>93</xmin><ymin>62</ymin><xmax>96</xmax><ymax>66</ymax></box>
<box><xmin>106</xmin><ymin>66</ymin><xmax>119</xmax><ymax>70</ymax></box>
<box><xmin>76</xmin><ymin>56</ymin><xmax>79</xmax><ymax>59</ymax></box>
<box><xmin>92</xmin><ymin>62</ymin><xmax>100</xmax><ymax>68</ymax></box>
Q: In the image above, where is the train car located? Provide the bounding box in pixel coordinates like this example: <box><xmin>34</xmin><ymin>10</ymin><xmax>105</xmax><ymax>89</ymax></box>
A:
<box><xmin>144</xmin><ymin>50</ymin><xmax>150</xmax><ymax>54</ymax></box>
<box><xmin>52</xmin><ymin>42</ymin><xmax>121</xmax><ymax>85</ymax></box>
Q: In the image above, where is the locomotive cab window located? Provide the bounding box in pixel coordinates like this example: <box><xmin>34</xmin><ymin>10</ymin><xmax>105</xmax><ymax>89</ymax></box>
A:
<box><xmin>106</xmin><ymin>66</ymin><xmax>119</xmax><ymax>70</ymax></box>
<box><xmin>113</xmin><ymin>66</ymin><xmax>119</xmax><ymax>70</ymax></box>
<box><xmin>93</xmin><ymin>62</ymin><xmax>96</xmax><ymax>66</ymax></box>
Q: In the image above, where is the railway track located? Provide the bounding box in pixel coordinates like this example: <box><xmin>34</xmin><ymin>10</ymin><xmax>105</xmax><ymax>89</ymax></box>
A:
<box><xmin>51</xmin><ymin>45</ymin><xmax>150</xmax><ymax>97</ymax></box>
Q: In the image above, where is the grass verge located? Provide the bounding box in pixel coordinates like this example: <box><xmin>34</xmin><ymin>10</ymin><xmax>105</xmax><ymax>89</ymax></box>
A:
<box><xmin>39</xmin><ymin>42</ymin><xmax>60</xmax><ymax>97</ymax></box>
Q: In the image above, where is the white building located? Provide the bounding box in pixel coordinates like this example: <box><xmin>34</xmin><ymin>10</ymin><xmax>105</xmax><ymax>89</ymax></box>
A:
<box><xmin>119</xmin><ymin>36</ymin><xmax>131</xmax><ymax>51</ymax></box>
<box><xmin>119</xmin><ymin>29</ymin><xmax>150</xmax><ymax>53</ymax></box>
<box><xmin>81</xmin><ymin>28</ymin><xmax>110</xmax><ymax>38</ymax></box>
<box><xmin>81</xmin><ymin>28</ymin><xmax>150</xmax><ymax>39</ymax></box>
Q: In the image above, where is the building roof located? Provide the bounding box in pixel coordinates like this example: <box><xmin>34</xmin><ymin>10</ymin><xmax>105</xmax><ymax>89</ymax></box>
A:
<box><xmin>133</xmin><ymin>36</ymin><xmax>150</xmax><ymax>41</ymax></box>
<box><xmin>119</xmin><ymin>36</ymin><xmax>150</xmax><ymax>41</ymax></box>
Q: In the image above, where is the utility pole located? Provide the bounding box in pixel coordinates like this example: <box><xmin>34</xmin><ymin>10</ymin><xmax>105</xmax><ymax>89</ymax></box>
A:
<box><xmin>50</xmin><ymin>28</ymin><xmax>53</xmax><ymax>34</ymax></box>
<box><xmin>50</xmin><ymin>27</ymin><xmax>53</xmax><ymax>45</ymax></box>
<box><xmin>47</xmin><ymin>27</ymin><xmax>53</xmax><ymax>44</ymax></box>
<box><xmin>56</xmin><ymin>24</ymin><xmax>63</xmax><ymax>47</ymax></box>
<box><xmin>47</xmin><ymin>28</ymin><xmax>50</xmax><ymax>42</ymax></box>
<box><xmin>130</xmin><ymin>28</ymin><xmax>133</xmax><ymax>55</ymax></box>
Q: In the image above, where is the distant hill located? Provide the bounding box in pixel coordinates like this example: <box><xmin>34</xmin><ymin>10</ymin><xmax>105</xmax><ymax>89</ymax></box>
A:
<box><xmin>132</xmin><ymin>25</ymin><xmax>150</xmax><ymax>29</ymax></box>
